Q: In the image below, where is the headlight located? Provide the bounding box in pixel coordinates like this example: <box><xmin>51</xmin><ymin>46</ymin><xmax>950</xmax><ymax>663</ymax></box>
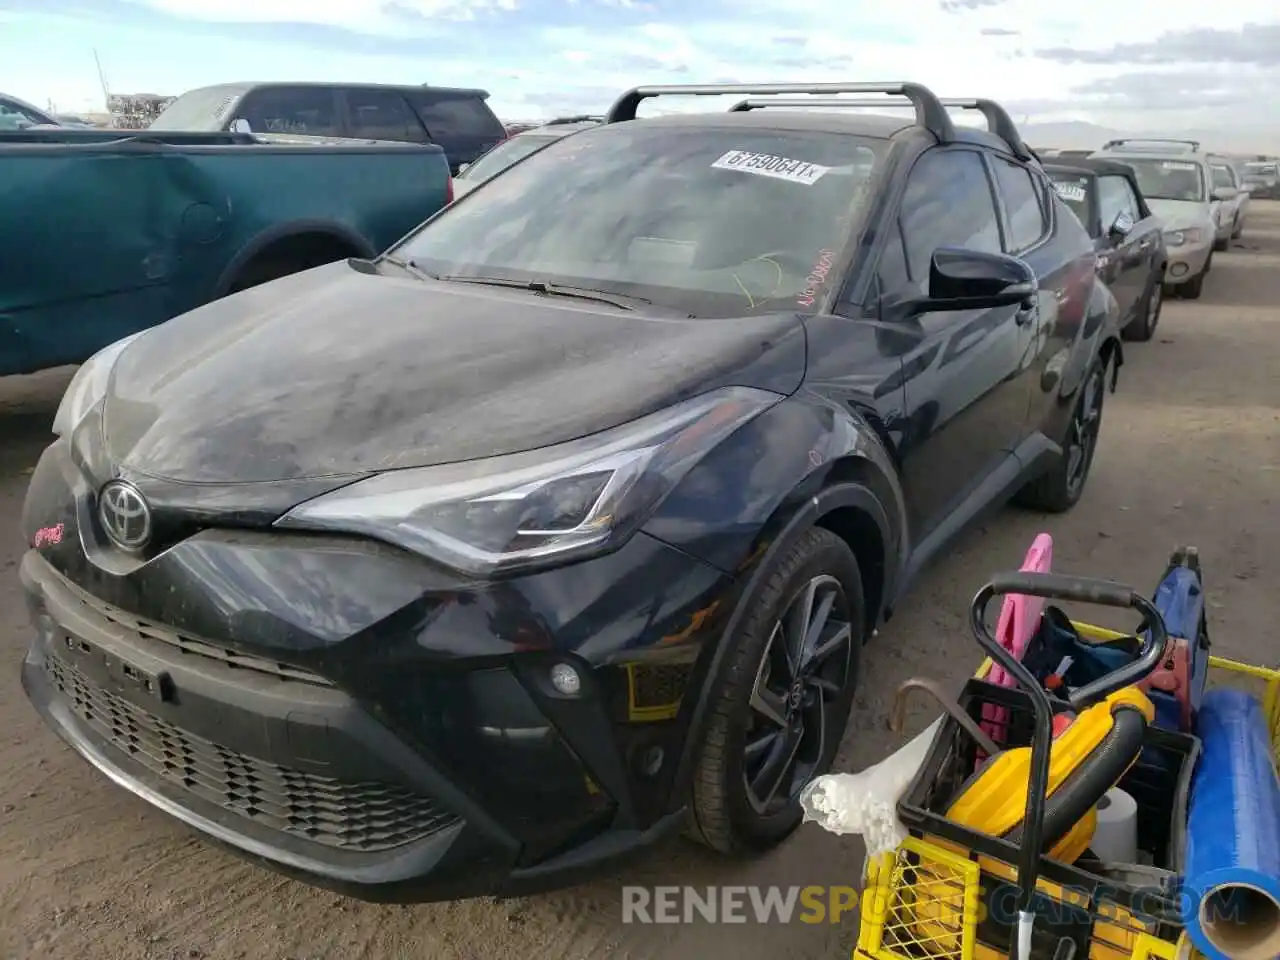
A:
<box><xmin>1163</xmin><ymin>228</ymin><xmax>1203</xmax><ymax>247</ymax></box>
<box><xmin>51</xmin><ymin>332</ymin><xmax>145</xmax><ymax>437</ymax></box>
<box><xmin>278</xmin><ymin>385</ymin><xmax>782</xmax><ymax>576</ymax></box>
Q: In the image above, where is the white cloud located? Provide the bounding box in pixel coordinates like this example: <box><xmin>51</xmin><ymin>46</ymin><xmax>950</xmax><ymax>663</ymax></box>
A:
<box><xmin>8</xmin><ymin>0</ymin><xmax>1280</xmax><ymax>148</ymax></box>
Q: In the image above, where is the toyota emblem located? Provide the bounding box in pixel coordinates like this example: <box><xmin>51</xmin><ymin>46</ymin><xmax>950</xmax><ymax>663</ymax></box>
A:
<box><xmin>98</xmin><ymin>480</ymin><xmax>152</xmax><ymax>550</ymax></box>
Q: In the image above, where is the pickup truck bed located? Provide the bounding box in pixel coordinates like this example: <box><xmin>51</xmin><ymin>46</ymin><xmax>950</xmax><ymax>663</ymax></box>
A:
<box><xmin>1</xmin><ymin>129</ymin><xmax>451</xmax><ymax>376</ymax></box>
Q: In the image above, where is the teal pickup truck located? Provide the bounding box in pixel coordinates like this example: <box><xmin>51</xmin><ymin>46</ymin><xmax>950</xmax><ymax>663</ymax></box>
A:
<box><xmin>1</xmin><ymin>128</ymin><xmax>452</xmax><ymax>376</ymax></box>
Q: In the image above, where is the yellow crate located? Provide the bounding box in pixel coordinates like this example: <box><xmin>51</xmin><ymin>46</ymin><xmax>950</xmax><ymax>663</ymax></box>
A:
<box><xmin>853</xmin><ymin>624</ymin><xmax>1280</xmax><ymax>960</ymax></box>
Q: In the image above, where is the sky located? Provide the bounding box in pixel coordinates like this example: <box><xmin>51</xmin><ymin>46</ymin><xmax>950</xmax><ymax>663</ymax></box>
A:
<box><xmin>2</xmin><ymin>0</ymin><xmax>1278</xmax><ymax>147</ymax></box>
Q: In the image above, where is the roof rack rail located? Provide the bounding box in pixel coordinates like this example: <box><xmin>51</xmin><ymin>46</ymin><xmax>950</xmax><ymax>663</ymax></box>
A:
<box><xmin>1102</xmin><ymin>137</ymin><xmax>1199</xmax><ymax>153</ymax></box>
<box><xmin>937</xmin><ymin>98</ymin><xmax>1033</xmax><ymax>162</ymax></box>
<box><xmin>727</xmin><ymin>95</ymin><xmax>1032</xmax><ymax>162</ymax></box>
<box><xmin>605</xmin><ymin>82</ymin><xmax>955</xmax><ymax>143</ymax></box>
<box><xmin>544</xmin><ymin>115</ymin><xmax>604</xmax><ymax>126</ymax></box>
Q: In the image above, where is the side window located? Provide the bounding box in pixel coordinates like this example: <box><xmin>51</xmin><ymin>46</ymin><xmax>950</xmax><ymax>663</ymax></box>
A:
<box><xmin>990</xmin><ymin>156</ymin><xmax>1048</xmax><ymax>252</ymax></box>
<box><xmin>1098</xmin><ymin>177</ymin><xmax>1137</xmax><ymax>229</ymax></box>
<box><xmin>899</xmin><ymin>150</ymin><xmax>1002</xmax><ymax>289</ymax></box>
<box><xmin>1115</xmin><ymin>178</ymin><xmax>1141</xmax><ymax>219</ymax></box>
<box><xmin>345</xmin><ymin>88</ymin><xmax>424</xmax><ymax>142</ymax></box>
<box><xmin>237</xmin><ymin>86</ymin><xmax>339</xmax><ymax>136</ymax></box>
<box><xmin>408</xmin><ymin>94</ymin><xmax>501</xmax><ymax>138</ymax></box>
<box><xmin>1211</xmin><ymin>164</ymin><xmax>1235</xmax><ymax>190</ymax></box>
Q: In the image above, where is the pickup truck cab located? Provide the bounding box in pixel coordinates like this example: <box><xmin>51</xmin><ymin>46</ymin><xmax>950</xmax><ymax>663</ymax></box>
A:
<box><xmin>149</xmin><ymin>82</ymin><xmax>506</xmax><ymax>174</ymax></box>
<box><xmin>0</xmin><ymin>128</ymin><xmax>452</xmax><ymax>376</ymax></box>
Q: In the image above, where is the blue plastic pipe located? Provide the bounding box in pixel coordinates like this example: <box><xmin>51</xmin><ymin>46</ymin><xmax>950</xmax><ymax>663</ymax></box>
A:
<box><xmin>1183</xmin><ymin>688</ymin><xmax>1280</xmax><ymax>960</ymax></box>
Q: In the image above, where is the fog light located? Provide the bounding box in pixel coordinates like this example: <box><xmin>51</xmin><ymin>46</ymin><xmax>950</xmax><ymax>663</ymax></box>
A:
<box><xmin>1170</xmin><ymin>262</ymin><xmax>1189</xmax><ymax>278</ymax></box>
<box><xmin>550</xmin><ymin>662</ymin><xmax>582</xmax><ymax>696</ymax></box>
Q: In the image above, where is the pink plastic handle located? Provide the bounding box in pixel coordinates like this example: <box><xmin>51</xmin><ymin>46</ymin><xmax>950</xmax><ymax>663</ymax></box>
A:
<box><xmin>980</xmin><ymin>533</ymin><xmax>1054</xmax><ymax>749</ymax></box>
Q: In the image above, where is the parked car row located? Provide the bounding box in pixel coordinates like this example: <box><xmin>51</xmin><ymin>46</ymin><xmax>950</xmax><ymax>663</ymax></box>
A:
<box><xmin>20</xmin><ymin>80</ymin><xmax>1130</xmax><ymax>905</ymax></box>
<box><xmin>1039</xmin><ymin>138</ymin><xmax>1258</xmax><ymax>307</ymax></box>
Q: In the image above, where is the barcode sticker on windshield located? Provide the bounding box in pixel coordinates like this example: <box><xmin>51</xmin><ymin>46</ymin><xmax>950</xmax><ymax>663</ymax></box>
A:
<box><xmin>1053</xmin><ymin>181</ymin><xmax>1087</xmax><ymax>202</ymax></box>
<box><xmin>711</xmin><ymin>150</ymin><xmax>829</xmax><ymax>185</ymax></box>
<box><xmin>1162</xmin><ymin>161</ymin><xmax>1197</xmax><ymax>170</ymax></box>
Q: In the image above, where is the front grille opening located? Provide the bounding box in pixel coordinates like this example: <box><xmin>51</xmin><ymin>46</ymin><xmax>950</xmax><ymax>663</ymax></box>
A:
<box><xmin>46</xmin><ymin>654</ymin><xmax>460</xmax><ymax>852</ymax></box>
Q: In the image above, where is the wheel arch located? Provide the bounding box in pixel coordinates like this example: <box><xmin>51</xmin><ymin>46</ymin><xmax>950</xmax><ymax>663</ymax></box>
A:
<box><xmin>669</xmin><ymin>472</ymin><xmax>900</xmax><ymax>802</ymax></box>
<box><xmin>212</xmin><ymin>221</ymin><xmax>377</xmax><ymax>298</ymax></box>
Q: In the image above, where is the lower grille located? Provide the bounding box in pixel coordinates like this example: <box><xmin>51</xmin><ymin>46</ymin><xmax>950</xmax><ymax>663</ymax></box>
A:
<box><xmin>45</xmin><ymin>653</ymin><xmax>460</xmax><ymax>852</ymax></box>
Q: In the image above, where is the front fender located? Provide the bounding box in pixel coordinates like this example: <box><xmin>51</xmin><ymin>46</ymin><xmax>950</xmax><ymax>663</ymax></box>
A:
<box><xmin>642</xmin><ymin>395</ymin><xmax>906</xmax><ymax>585</ymax></box>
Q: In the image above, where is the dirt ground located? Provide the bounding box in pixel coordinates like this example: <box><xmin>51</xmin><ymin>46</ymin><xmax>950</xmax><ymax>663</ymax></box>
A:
<box><xmin>2</xmin><ymin>203</ymin><xmax>1279</xmax><ymax>960</ymax></box>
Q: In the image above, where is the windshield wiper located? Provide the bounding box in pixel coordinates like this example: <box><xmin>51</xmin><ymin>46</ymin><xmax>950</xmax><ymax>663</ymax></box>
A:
<box><xmin>434</xmin><ymin>274</ymin><xmax>645</xmax><ymax>311</ymax></box>
<box><xmin>380</xmin><ymin>255</ymin><xmax>436</xmax><ymax>282</ymax></box>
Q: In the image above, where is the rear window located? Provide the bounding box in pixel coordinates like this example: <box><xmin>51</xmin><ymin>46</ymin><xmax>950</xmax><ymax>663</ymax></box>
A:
<box><xmin>393</xmin><ymin>124</ymin><xmax>885</xmax><ymax>318</ymax></box>
<box><xmin>1047</xmin><ymin>173</ymin><xmax>1091</xmax><ymax>228</ymax></box>
<box><xmin>459</xmin><ymin>134</ymin><xmax>561</xmax><ymax>183</ymax></box>
<box><xmin>148</xmin><ymin>86</ymin><xmax>242</xmax><ymax>130</ymax></box>
<box><xmin>409</xmin><ymin>94</ymin><xmax>503</xmax><ymax>138</ymax></box>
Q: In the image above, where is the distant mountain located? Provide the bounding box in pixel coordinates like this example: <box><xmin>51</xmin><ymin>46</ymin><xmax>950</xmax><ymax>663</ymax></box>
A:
<box><xmin>1020</xmin><ymin>119</ymin><xmax>1279</xmax><ymax>157</ymax></box>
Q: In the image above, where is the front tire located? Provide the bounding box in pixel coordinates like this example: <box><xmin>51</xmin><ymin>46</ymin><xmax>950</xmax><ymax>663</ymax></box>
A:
<box><xmin>1016</xmin><ymin>358</ymin><xmax>1108</xmax><ymax>513</ymax></box>
<box><xmin>1178</xmin><ymin>267</ymin><xmax>1207</xmax><ymax>300</ymax></box>
<box><xmin>688</xmin><ymin>527</ymin><xmax>865</xmax><ymax>854</ymax></box>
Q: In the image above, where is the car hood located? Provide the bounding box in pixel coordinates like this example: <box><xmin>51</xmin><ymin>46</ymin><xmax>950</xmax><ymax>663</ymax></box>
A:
<box><xmin>102</xmin><ymin>261</ymin><xmax>808</xmax><ymax>484</ymax></box>
<box><xmin>1147</xmin><ymin>198</ymin><xmax>1213</xmax><ymax>231</ymax></box>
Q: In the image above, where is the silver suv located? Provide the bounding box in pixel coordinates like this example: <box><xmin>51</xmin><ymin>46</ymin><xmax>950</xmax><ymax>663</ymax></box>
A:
<box><xmin>1093</xmin><ymin>139</ymin><xmax>1226</xmax><ymax>299</ymax></box>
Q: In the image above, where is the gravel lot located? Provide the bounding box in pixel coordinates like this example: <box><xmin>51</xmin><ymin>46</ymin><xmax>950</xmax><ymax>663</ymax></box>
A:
<box><xmin>3</xmin><ymin>202</ymin><xmax>1278</xmax><ymax>960</ymax></box>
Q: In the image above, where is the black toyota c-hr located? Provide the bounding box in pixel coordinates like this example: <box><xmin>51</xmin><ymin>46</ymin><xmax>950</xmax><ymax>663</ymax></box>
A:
<box><xmin>20</xmin><ymin>81</ymin><xmax>1121</xmax><ymax>903</ymax></box>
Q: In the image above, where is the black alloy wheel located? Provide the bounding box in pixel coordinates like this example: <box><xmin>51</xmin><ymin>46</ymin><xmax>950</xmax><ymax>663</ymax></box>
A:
<box><xmin>687</xmin><ymin>527</ymin><xmax>865</xmax><ymax>854</ymax></box>
<box><xmin>743</xmin><ymin>573</ymin><xmax>853</xmax><ymax>814</ymax></box>
<box><xmin>1064</xmin><ymin>364</ymin><xmax>1107</xmax><ymax>502</ymax></box>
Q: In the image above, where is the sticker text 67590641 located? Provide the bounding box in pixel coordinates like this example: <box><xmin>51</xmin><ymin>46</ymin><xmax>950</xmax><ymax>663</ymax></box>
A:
<box><xmin>711</xmin><ymin>150</ymin><xmax>829</xmax><ymax>186</ymax></box>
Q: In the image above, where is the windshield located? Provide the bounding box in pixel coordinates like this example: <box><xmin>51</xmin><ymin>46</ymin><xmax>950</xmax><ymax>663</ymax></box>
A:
<box><xmin>0</xmin><ymin>97</ymin><xmax>51</xmax><ymax>129</ymax></box>
<box><xmin>150</xmin><ymin>86</ymin><xmax>241</xmax><ymax>131</ymax></box>
<box><xmin>393</xmin><ymin>124</ymin><xmax>884</xmax><ymax>318</ymax></box>
<box><xmin>1244</xmin><ymin>162</ymin><xmax>1278</xmax><ymax>178</ymax></box>
<box><xmin>1047</xmin><ymin>173</ymin><xmax>1092</xmax><ymax>230</ymax></box>
<box><xmin>1111</xmin><ymin>158</ymin><xmax>1205</xmax><ymax>202</ymax></box>
<box><xmin>459</xmin><ymin>133</ymin><xmax>560</xmax><ymax>183</ymax></box>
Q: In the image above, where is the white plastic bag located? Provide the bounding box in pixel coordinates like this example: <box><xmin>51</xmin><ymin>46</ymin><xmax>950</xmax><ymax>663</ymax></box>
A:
<box><xmin>799</xmin><ymin>718</ymin><xmax>941</xmax><ymax>876</ymax></box>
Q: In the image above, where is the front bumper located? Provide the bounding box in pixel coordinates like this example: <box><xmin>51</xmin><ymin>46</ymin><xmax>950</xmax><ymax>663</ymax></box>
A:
<box><xmin>1163</xmin><ymin>238</ymin><xmax>1213</xmax><ymax>284</ymax></box>
<box><xmin>18</xmin><ymin>440</ymin><xmax>735</xmax><ymax>900</ymax></box>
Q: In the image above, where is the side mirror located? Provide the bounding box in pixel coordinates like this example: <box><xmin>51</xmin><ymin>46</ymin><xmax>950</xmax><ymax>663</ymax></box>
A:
<box><xmin>904</xmin><ymin>247</ymin><xmax>1037</xmax><ymax>316</ymax></box>
<box><xmin>229</xmin><ymin>118</ymin><xmax>252</xmax><ymax>134</ymax></box>
<box><xmin>1213</xmin><ymin>185</ymin><xmax>1238</xmax><ymax>201</ymax></box>
<box><xmin>1109</xmin><ymin>211</ymin><xmax>1135</xmax><ymax>239</ymax></box>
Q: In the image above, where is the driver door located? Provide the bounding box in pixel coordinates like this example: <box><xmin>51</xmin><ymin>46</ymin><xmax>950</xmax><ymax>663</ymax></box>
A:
<box><xmin>883</xmin><ymin>148</ymin><xmax>1033</xmax><ymax>539</ymax></box>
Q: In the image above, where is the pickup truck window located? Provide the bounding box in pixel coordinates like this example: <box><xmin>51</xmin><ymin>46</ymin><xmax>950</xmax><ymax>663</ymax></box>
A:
<box><xmin>1211</xmin><ymin>164</ymin><xmax>1236</xmax><ymax>190</ymax></box>
<box><xmin>0</xmin><ymin>98</ymin><xmax>47</xmax><ymax>129</ymax></box>
<box><xmin>238</xmin><ymin>86</ymin><xmax>341</xmax><ymax>137</ymax></box>
<box><xmin>395</xmin><ymin>125</ymin><xmax>884</xmax><ymax>318</ymax></box>
<box><xmin>346</xmin><ymin>88</ymin><xmax>425</xmax><ymax>142</ymax></box>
